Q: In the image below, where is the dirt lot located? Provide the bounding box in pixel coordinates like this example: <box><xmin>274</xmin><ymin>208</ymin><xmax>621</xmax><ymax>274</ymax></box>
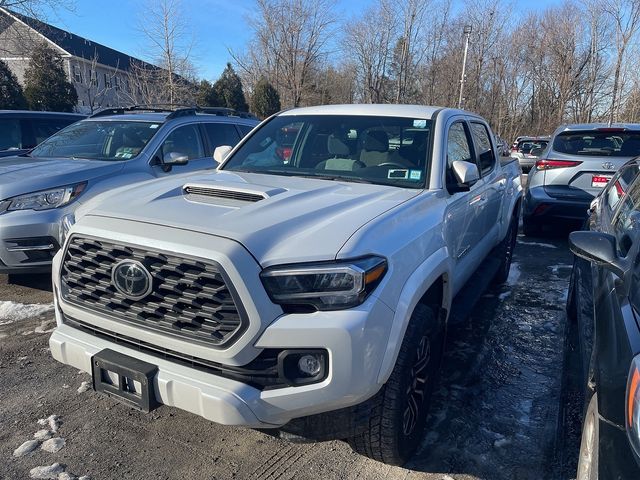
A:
<box><xmin>0</xmin><ymin>231</ymin><xmax>578</xmax><ymax>480</ymax></box>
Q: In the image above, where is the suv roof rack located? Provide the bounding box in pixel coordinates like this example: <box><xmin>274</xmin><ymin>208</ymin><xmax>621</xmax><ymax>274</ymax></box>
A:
<box><xmin>90</xmin><ymin>105</ymin><xmax>258</xmax><ymax>120</ymax></box>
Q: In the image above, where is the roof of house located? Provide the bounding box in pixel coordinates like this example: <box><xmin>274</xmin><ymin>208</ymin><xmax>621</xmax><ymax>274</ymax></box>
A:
<box><xmin>0</xmin><ymin>8</ymin><xmax>155</xmax><ymax>72</ymax></box>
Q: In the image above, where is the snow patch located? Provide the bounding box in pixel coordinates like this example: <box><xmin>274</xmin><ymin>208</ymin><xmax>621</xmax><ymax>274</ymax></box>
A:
<box><xmin>29</xmin><ymin>463</ymin><xmax>65</xmax><ymax>479</ymax></box>
<box><xmin>34</xmin><ymin>429</ymin><xmax>53</xmax><ymax>441</ymax></box>
<box><xmin>13</xmin><ymin>439</ymin><xmax>40</xmax><ymax>457</ymax></box>
<box><xmin>41</xmin><ymin>437</ymin><xmax>65</xmax><ymax>453</ymax></box>
<box><xmin>34</xmin><ymin>319</ymin><xmax>56</xmax><ymax>334</ymax></box>
<box><xmin>517</xmin><ymin>240</ymin><xmax>557</xmax><ymax>249</ymax></box>
<box><xmin>77</xmin><ymin>381</ymin><xmax>91</xmax><ymax>394</ymax></box>
<box><xmin>494</xmin><ymin>437</ymin><xmax>511</xmax><ymax>448</ymax></box>
<box><xmin>548</xmin><ymin>264</ymin><xmax>572</xmax><ymax>275</ymax></box>
<box><xmin>57</xmin><ymin>473</ymin><xmax>76</xmax><ymax>480</ymax></box>
<box><xmin>499</xmin><ymin>291</ymin><xmax>512</xmax><ymax>301</ymax></box>
<box><xmin>38</xmin><ymin>415</ymin><xmax>61</xmax><ymax>433</ymax></box>
<box><xmin>0</xmin><ymin>301</ymin><xmax>53</xmax><ymax>325</ymax></box>
<box><xmin>507</xmin><ymin>262</ymin><xmax>521</xmax><ymax>286</ymax></box>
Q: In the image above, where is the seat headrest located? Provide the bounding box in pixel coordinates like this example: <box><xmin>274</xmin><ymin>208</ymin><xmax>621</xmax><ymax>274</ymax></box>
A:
<box><xmin>327</xmin><ymin>134</ymin><xmax>350</xmax><ymax>156</ymax></box>
<box><xmin>363</xmin><ymin>131</ymin><xmax>389</xmax><ymax>152</ymax></box>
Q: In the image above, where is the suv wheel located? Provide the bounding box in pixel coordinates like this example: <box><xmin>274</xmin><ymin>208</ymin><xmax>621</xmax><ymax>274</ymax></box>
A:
<box><xmin>493</xmin><ymin>214</ymin><xmax>518</xmax><ymax>285</ymax></box>
<box><xmin>348</xmin><ymin>303</ymin><xmax>444</xmax><ymax>465</ymax></box>
<box><xmin>577</xmin><ymin>394</ymin><xmax>599</xmax><ymax>480</ymax></box>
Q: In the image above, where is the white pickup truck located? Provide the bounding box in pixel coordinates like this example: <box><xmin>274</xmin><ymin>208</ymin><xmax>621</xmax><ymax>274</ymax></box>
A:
<box><xmin>49</xmin><ymin>104</ymin><xmax>522</xmax><ymax>465</ymax></box>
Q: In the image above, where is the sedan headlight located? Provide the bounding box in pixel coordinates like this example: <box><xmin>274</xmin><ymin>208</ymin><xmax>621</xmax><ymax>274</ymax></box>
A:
<box><xmin>0</xmin><ymin>182</ymin><xmax>87</xmax><ymax>213</ymax></box>
<box><xmin>260</xmin><ymin>256</ymin><xmax>387</xmax><ymax>311</ymax></box>
<box><xmin>627</xmin><ymin>355</ymin><xmax>640</xmax><ymax>458</ymax></box>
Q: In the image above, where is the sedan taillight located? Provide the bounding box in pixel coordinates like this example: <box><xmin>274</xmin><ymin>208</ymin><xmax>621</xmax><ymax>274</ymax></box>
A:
<box><xmin>535</xmin><ymin>159</ymin><xmax>583</xmax><ymax>170</ymax></box>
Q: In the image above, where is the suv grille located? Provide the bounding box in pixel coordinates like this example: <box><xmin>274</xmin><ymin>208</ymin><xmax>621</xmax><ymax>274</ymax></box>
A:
<box><xmin>61</xmin><ymin>236</ymin><xmax>246</xmax><ymax>347</ymax></box>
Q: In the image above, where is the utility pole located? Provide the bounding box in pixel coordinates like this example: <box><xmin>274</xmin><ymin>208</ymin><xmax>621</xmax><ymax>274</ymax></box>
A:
<box><xmin>458</xmin><ymin>25</ymin><xmax>472</xmax><ymax>109</ymax></box>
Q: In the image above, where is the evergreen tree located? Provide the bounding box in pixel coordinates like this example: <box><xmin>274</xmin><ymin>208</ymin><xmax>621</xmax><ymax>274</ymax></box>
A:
<box><xmin>212</xmin><ymin>63</ymin><xmax>248</xmax><ymax>112</ymax></box>
<box><xmin>24</xmin><ymin>43</ymin><xmax>77</xmax><ymax>112</ymax></box>
<box><xmin>0</xmin><ymin>59</ymin><xmax>27</xmax><ymax>109</ymax></box>
<box><xmin>195</xmin><ymin>79</ymin><xmax>222</xmax><ymax>106</ymax></box>
<box><xmin>251</xmin><ymin>77</ymin><xmax>281</xmax><ymax>119</ymax></box>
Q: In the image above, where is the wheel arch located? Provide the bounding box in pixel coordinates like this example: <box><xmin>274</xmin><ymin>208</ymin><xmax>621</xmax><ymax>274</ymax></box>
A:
<box><xmin>375</xmin><ymin>247</ymin><xmax>450</xmax><ymax>384</ymax></box>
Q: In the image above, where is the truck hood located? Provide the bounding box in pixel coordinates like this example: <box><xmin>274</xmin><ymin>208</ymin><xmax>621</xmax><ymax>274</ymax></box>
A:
<box><xmin>0</xmin><ymin>156</ymin><xmax>126</xmax><ymax>200</ymax></box>
<box><xmin>84</xmin><ymin>171</ymin><xmax>420</xmax><ymax>266</ymax></box>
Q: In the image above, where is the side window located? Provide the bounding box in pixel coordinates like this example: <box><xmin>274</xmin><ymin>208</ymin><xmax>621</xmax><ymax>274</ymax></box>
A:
<box><xmin>237</xmin><ymin>125</ymin><xmax>254</xmax><ymax>137</ymax></box>
<box><xmin>0</xmin><ymin>119</ymin><xmax>22</xmax><ymax>150</ymax></box>
<box><xmin>605</xmin><ymin>163</ymin><xmax>640</xmax><ymax>214</ymax></box>
<box><xmin>203</xmin><ymin>123</ymin><xmax>240</xmax><ymax>156</ymax></box>
<box><xmin>158</xmin><ymin>124</ymin><xmax>204</xmax><ymax>162</ymax></box>
<box><xmin>470</xmin><ymin>122</ymin><xmax>496</xmax><ymax>175</ymax></box>
<box><xmin>446</xmin><ymin>122</ymin><xmax>474</xmax><ymax>189</ymax></box>
<box><xmin>613</xmin><ymin>182</ymin><xmax>640</xmax><ymax>255</ymax></box>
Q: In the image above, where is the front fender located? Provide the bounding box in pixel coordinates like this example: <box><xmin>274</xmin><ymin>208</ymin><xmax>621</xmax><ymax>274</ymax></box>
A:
<box><xmin>375</xmin><ymin>246</ymin><xmax>450</xmax><ymax>384</ymax></box>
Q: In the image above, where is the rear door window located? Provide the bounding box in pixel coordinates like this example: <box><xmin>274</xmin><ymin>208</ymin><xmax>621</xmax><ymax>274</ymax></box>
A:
<box><xmin>553</xmin><ymin>131</ymin><xmax>640</xmax><ymax>157</ymax></box>
<box><xmin>446</xmin><ymin>121</ymin><xmax>475</xmax><ymax>189</ymax></box>
<box><xmin>202</xmin><ymin>123</ymin><xmax>241</xmax><ymax>156</ymax></box>
<box><xmin>0</xmin><ymin>119</ymin><xmax>22</xmax><ymax>150</ymax></box>
<box><xmin>470</xmin><ymin>122</ymin><xmax>495</xmax><ymax>175</ymax></box>
<box><xmin>237</xmin><ymin>125</ymin><xmax>254</xmax><ymax>137</ymax></box>
<box><xmin>613</xmin><ymin>181</ymin><xmax>640</xmax><ymax>255</ymax></box>
<box><xmin>158</xmin><ymin>124</ymin><xmax>205</xmax><ymax>162</ymax></box>
<box><xmin>604</xmin><ymin>162</ymin><xmax>640</xmax><ymax>215</ymax></box>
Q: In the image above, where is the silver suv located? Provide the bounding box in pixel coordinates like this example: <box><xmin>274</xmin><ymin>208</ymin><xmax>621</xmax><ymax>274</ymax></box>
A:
<box><xmin>523</xmin><ymin>123</ymin><xmax>640</xmax><ymax>236</ymax></box>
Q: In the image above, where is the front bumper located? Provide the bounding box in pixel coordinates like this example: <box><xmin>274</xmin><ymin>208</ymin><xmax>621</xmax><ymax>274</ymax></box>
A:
<box><xmin>0</xmin><ymin>207</ymin><xmax>67</xmax><ymax>273</ymax></box>
<box><xmin>598</xmin><ymin>415</ymin><xmax>640</xmax><ymax>479</ymax></box>
<box><xmin>50</xmin><ymin>292</ymin><xmax>394</xmax><ymax>426</ymax></box>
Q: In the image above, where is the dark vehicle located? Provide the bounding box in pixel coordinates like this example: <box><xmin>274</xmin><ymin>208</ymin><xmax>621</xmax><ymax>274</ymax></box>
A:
<box><xmin>567</xmin><ymin>158</ymin><xmax>640</xmax><ymax>479</ymax></box>
<box><xmin>0</xmin><ymin>110</ymin><xmax>85</xmax><ymax>157</ymax></box>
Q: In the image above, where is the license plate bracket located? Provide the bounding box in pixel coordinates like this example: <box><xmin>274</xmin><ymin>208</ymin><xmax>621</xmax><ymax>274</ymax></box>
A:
<box><xmin>92</xmin><ymin>349</ymin><xmax>159</xmax><ymax>413</ymax></box>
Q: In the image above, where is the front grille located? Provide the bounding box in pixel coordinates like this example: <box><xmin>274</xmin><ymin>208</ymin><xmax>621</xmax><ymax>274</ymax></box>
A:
<box><xmin>183</xmin><ymin>185</ymin><xmax>265</xmax><ymax>202</ymax></box>
<box><xmin>61</xmin><ymin>235</ymin><xmax>246</xmax><ymax>347</ymax></box>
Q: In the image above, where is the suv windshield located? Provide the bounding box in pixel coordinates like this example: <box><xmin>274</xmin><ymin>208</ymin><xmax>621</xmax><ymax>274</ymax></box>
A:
<box><xmin>553</xmin><ymin>130</ymin><xmax>640</xmax><ymax>157</ymax></box>
<box><xmin>222</xmin><ymin>115</ymin><xmax>432</xmax><ymax>188</ymax></box>
<box><xmin>30</xmin><ymin>120</ymin><xmax>161</xmax><ymax>161</ymax></box>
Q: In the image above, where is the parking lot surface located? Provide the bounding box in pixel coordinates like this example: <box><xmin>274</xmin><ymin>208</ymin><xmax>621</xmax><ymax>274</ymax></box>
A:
<box><xmin>0</xmin><ymin>231</ymin><xmax>576</xmax><ymax>480</ymax></box>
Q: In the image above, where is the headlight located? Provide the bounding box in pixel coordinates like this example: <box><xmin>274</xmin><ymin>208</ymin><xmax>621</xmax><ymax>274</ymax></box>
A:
<box><xmin>260</xmin><ymin>256</ymin><xmax>387</xmax><ymax>311</ymax></box>
<box><xmin>627</xmin><ymin>355</ymin><xmax>640</xmax><ymax>458</ymax></box>
<box><xmin>1</xmin><ymin>182</ymin><xmax>86</xmax><ymax>213</ymax></box>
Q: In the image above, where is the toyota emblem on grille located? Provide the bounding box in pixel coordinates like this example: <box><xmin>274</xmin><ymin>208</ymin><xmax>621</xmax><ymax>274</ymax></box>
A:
<box><xmin>112</xmin><ymin>260</ymin><xmax>153</xmax><ymax>300</ymax></box>
<box><xmin>602</xmin><ymin>162</ymin><xmax>615</xmax><ymax>170</ymax></box>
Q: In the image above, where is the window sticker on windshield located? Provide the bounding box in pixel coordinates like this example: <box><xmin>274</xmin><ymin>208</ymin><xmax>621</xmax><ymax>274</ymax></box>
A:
<box><xmin>409</xmin><ymin>170</ymin><xmax>422</xmax><ymax>180</ymax></box>
<box><xmin>149</xmin><ymin>124</ymin><xmax>159</xmax><ymax>129</ymax></box>
<box><xmin>388</xmin><ymin>169</ymin><xmax>409</xmax><ymax>179</ymax></box>
<box><xmin>413</xmin><ymin>119</ymin><xmax>427</xmax><ymax>128</ymax></box>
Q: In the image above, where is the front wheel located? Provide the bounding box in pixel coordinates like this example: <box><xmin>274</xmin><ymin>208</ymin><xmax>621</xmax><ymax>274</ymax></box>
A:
<box><xmin>577</xmin><ymin>394</ymin><xmax>599</xmax><ymax>480</ymax></box>
<box><xmin>348</xmin><ymin>303</ymin><xmax>444</xmax><ymax>465</ymax></box>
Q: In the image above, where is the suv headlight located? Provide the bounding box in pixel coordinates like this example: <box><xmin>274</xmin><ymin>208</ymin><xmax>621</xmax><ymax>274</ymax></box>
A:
<box><xmin>627</xmin><ymin>355</ymin><xmax>640</xmax><ymax>458</ymax></box>
<box><xmin>0</xmin><ymin>182</ymin><xmax>86</xmax><ymax>213</ymax></box>
<box><xmin>260</xmin><ymin>256</ymin><xmax>387</xmax><ymax>311</ymax></box>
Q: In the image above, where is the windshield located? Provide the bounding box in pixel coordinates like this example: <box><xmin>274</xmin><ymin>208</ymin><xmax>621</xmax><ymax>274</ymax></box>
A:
<box><xmin>222</xmin><ymin>115</ymin><xmax>432</xmax><ymax>188</ymax></box>
<box><xmin>553</xmin><ymin>130</ymin><xmax>640</xmax><ymax>157</ymax></box>
<box><xmin>30</xmin><ymin>120</ymin><xmax>161</xmax><ymax>160</ymax></box>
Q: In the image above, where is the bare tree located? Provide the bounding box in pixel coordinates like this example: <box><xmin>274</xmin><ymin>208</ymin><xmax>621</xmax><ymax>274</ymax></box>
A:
<box><xmin>233</xmin><ymin>0</ymin><xmax>336</xmax><ymax>108</ymax></box>
<box><xmin>72</xmin><ymin>55</ymin><xmax>120</xmax><ymax>113</ymax></box>
<box><xmin>137</xmin><ymin>0</ymin><xmax>196</xmax><ymax>105</ymax></box>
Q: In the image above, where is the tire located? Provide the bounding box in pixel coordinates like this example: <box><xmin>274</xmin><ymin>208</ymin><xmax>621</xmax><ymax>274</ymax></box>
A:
<box><xmin>348</xmin><ymin>303</ymin><xmax>444</xmax><ymax>465</ymax></box>
<box><xmin>577</xmin><ymin>394</ymin><xmax>599</xmax><ymax>480</ymax></box>
<box><xmin>523</xmin><ymin>217</ymin><xmax>541</xmax><ymax>237</ymax></box>
<box><xmin>493</xmin><ymin>214</ymin><xmax>518</xmax><ymax>285</ymax></box>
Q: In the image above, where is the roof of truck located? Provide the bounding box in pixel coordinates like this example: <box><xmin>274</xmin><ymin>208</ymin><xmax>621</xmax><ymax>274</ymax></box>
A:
<box><xmin>560</xmin><ymin>123</ymin><xmax>640</xmax><ymax>132</ymax></box>
<box><xmin>280</xmin><ymin>104</ymin><xmax>452</xmax><ymax>119</ymax></box>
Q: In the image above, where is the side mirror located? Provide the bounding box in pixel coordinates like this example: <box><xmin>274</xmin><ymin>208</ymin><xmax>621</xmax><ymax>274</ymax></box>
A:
<box><xmin>568</xmin><ymin>231</ymin><xmax>628</xmax><ymax>279</ymax></box>
<box><xmin>452</xmin><ymin>160</ymin><xmax>480</xmax><ymax>186</ymax></box>
<box><xmin>163</xmin><ymin>152</ymin><xmax>189</xmax><ymax>166</ymax></box>
<box><xmin>213</xmin><ymin>145</ymin><xmax>233</xmax><ymax>164</ymax></box>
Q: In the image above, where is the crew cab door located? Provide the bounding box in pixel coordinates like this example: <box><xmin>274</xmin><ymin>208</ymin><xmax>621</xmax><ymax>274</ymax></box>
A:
<box><xmin>469</xmin><ymin>121</ymin><xmax>503</xmax><ymax>245</ymax></box>
<box><xmin>150</xmin><ymin>123</ymin><xmax>213</xmax><ymax>177</ymax></box>
<box><xmin>443</xmin><ymin>119</ymin><xmax>493</xmax><ymax>294</ymax></box>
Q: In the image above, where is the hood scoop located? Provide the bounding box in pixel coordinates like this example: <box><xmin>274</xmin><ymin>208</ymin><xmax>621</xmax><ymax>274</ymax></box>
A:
<box><xmin>183</xmin><ymin>183</ymin><xmax>284</xmax><ymax>204</ymax></box>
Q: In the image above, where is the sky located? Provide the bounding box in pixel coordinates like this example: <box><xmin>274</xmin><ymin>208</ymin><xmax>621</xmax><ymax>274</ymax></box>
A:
<box><xmin>39</xmin><ymin>0</ymin><xmax>561</xmax><ymax>81</ymax></box>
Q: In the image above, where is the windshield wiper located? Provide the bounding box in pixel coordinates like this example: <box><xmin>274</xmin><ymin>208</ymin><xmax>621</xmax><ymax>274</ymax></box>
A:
<box><xmin>297</xmin><ymin>174</ymin><xmax>376</xmax><ymax>184</ymax></box>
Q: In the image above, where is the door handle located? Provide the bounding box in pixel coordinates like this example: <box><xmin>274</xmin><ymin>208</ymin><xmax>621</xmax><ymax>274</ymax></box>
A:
<box><xmin>469</xmin><ymin>193</ymin><xmax>486</xmax><ymax>206</ymax></box>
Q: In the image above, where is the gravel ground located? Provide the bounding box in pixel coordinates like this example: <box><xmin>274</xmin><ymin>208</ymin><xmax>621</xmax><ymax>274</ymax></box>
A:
<box><xmin>0</xmin><ymin>231</ymin><xmax>579</xmax><ymax>480</ymax></box>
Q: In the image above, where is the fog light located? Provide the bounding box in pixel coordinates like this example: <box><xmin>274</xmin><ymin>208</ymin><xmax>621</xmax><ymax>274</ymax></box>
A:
<box><xmin>298</xmin><ymin>354</ymin><xmax>322</xmax><ymax>377</ymax></box>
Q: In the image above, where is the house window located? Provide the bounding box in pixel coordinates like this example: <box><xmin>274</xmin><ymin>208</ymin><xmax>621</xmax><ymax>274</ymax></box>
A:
<box><xmin>89</xmin><ymin>69</ymin><xmax>97</xmax><ymax>86</ymax></box>
<box><xmin>72</xmin><ymin>65</ymin><xmax>82</xmax><ymax>83</ymax></box>
<box><xmin>104</xmin><ymin>73</ymin><xmax>112</xmax><ymax>88</ymax></box>
<box><xmin>114</xmin><ymin>76</ymin><xmax>120</xmax><ymax>90</ymax></box>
